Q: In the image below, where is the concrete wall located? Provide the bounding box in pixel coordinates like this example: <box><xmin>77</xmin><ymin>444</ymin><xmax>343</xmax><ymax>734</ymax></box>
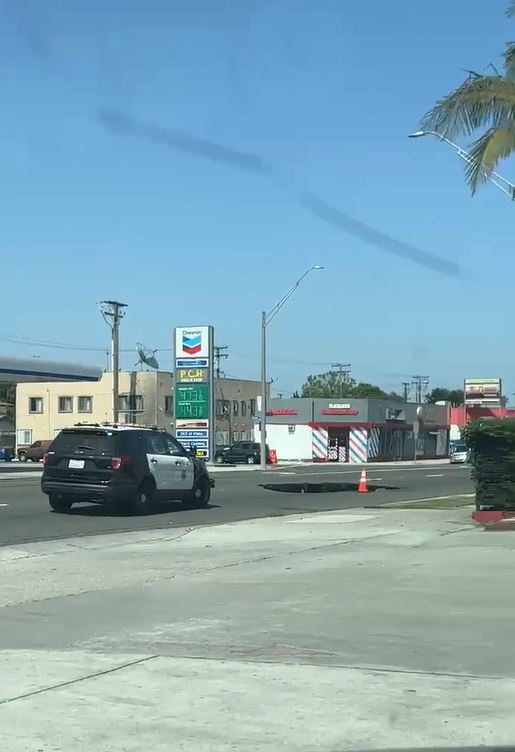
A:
<box><xmin>263</xmin><ymin>424</ymin><xmax>312</xmax><ymax>461</ymax></box>
<box><xmin>312</xmin><ymin>399</ymin><xmax>369</xmax><ymax>424</ymax></box>
<box><xmin>260</xmin><ymin>398</ymin><xmax>312</xmax><ymax>425</ymax></box>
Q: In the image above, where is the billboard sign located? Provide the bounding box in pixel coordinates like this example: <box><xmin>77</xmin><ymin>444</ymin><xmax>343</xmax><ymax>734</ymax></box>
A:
<box><xmin>176</xmin><ymin>427</ymin><xmax>209</xmax><ymax>453</ymax></box>
<box><xmin>464</xmin><ymin>378</ymin><xmax>502</xmax><ymax>407</ymax></box>
<box><xmin>176</xmin><ymin>358</ymin><xmax>208</xmax><ymax>368</ymax></box>
<box><xmin>173</xmin><ymin>325</ymin><xmax>214</xmax><ymax>461</ymax></box>
<box><xmin>175</xmin><ymin>384</ymin><xmax>209</xmax><ymax>419</ymax></box>
<box><xmin>176</xmin><ymin>367</ymin><xmax>209</xmax><ymax>384</ymax></box>
<box><xmin>175</xmin><ymin>326</ymin><xmax>210</xmax><ymax>359</ymax></box>
<box><xmin>176</xmin><ymin>429</ymin><xmax>209</xmax><ymax>440</ymax></box>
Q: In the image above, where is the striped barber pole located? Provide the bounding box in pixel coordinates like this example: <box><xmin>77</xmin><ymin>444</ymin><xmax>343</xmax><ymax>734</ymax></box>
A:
<box><xmin>349</xmin><ymin>428</ymin><xmax>368</xmax><ymax>464</ymax></box>
<box><xmin>312</xmin><ymin>427</ymin><xmax>328</xmax><ymax>461</ymax></box>
<box><xmin>368</xmin><ymin>428</ymin><xmax>380</xmax><ymax>459</ymax></box>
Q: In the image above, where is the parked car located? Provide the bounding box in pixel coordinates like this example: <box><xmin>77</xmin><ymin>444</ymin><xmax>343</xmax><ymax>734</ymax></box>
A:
<box><xmin>18</xmin><ymin>440</ymin><xmax>53</xmax><ymax>463</ymax></box>
<box><xmin>41</xmin><ymin>423</ymin><xmax>214</xmax><ymax>513</ymax></box>
<box><xmin>0</xmin><ymin>446</ymin><xmax>14</xmax><ymax>462</ymax></box>
<box><xmin>214</xmin><ymin>445</ymin><xmax>230</xmax><ymax>464</ymax></box>
<box><xmin>450</xmin><ymin>442</ymin><xmax>469</xmax><ymax>464</ymax></box>
<box><xmin>221</xmin><ymin>441</ymin><xmax>270</xmax><ymax>465</ymax></box>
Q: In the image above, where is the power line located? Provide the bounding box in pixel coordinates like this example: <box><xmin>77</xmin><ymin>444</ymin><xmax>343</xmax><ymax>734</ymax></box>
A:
<box><xmin>0</xmin><ymin>336</ymin><xmax>107</xmax><ymax>352</ymax></box>
<box><xmin>0</xmin><ymin>335</ymin><xmax>174</xmax><ymax>355</ymax></box>
<box><xmin>99</xmin><ymin>300</ymin><xmax>127</xmax><ymax>422</ymax></box>
<box><xmin>330</xmin><ymin>362</ymin><xmax>352</xmax><ymax>398</ymax></box>
<box><xmin>214</xmin><ymin>345</ymin><xmax>229</xmax><ymax>379</ymax></box>
<box><xmin>411</xmin><ymin>375</ymin><xmax>429</xmax><ymax>404</ymax></box>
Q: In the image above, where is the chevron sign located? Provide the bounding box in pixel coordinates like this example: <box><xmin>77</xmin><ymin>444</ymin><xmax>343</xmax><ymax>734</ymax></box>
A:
<box><xmin>182</xmin><ymin>332</ymin><xmax>202</xmax><ymax>355</ymax></box>
<box><xmin>175</xmin><ymin>326</ymin><xmax>211</xmax><ymax>360</ymax></box>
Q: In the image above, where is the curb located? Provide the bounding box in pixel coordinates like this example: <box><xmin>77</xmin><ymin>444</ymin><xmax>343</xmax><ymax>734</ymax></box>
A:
<box><xmin>380</xmin><ymin>494</ymin><xmax>474</xmax><ymax>508</ymax></box>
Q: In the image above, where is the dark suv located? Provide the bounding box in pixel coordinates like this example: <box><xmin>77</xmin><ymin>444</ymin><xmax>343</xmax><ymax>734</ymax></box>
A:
<box><xmin>221</xmin><ymin>441</ymin><xmax>269</xmax><ymax>465</ymax></box>
<box><xmin>18</xmin><ymin>440</ymin><xmax>53</xmax><ymax>463</ymax></box>
<box><xmin>41</xmin><ymin>424</ymin><xmax>214</xmax><ymax>514</ymax></box>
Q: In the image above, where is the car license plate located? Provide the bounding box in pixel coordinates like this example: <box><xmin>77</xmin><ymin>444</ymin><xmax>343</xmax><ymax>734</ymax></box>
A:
<box><xmin>68</xmin><ymin>459</ymin><xmax>85</xmax><ymax>469</ymax></box>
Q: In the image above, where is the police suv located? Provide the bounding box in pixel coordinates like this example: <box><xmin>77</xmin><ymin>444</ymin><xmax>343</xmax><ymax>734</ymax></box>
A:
<box><xmin>41</xmin><ymin>423</ymin><xmax>214</xmax><ymax>514</ymax></box>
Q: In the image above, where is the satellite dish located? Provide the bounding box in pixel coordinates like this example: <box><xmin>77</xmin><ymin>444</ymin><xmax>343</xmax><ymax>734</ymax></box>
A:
<box><xmin>136</xmin><ymin>343</ymin><xmax>159</xmax><ymax>370</ymax></box>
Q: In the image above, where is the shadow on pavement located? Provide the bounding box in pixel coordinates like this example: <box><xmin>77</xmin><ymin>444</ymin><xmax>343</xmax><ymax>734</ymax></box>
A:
<box><xmin>260</xmin><ymin>482</ymin><xmax>400</xmax><ymax>494</ymax></box>
<box><xmin>52</xmin><ymin>502</ymin><xmax>220</xmax><ymax>518</ymax></box>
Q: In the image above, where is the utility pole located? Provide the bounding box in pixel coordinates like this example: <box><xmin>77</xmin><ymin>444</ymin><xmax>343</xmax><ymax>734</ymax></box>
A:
<box><xmin>100</xmin><ymin>300</ymin><xmax>127</xmax><ymax>423</ymax></box>
<box><xmin>411</xmin><ymin>375</ymin><xmax>429</xmax><ymax>405</ymax></box>
<box><xmin>214</xmin><ymin>345</ymin><xmax>228</xmax><ymax>379</ymax></box>
<box><xmin>331</xmin><ymin>363</ymin><xmax>351</xmax><ymax>398</ymax></box>
<box><xmin>402</xmin><ymin>381</ymin><xmax>411</xmax><ymax>402</ymax></box>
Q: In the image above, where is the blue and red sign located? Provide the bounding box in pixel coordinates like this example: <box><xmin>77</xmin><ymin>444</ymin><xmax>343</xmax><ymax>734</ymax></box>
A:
<box><xmin>182</xmin><ymin>332</ymin><xmax>202</xmax><ymax>355</ymax></box>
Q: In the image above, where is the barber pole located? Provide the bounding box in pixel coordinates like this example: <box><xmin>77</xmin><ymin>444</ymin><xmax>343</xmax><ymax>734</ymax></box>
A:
<box><xmin>312</xmin><ymin>426</ymin><xmax>328</xmax><ymax>461</ymax></box>
<box><xmin>349</xmin><ymin>428</ymin><xmax>368</xmax><ymax>464</ymax></box>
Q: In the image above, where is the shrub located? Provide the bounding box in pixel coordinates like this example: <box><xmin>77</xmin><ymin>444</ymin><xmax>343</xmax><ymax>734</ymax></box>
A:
<box><xmin>462</xmin><ymin>419</ymin><xmax>515</xmax><ymax>509</ymax></box>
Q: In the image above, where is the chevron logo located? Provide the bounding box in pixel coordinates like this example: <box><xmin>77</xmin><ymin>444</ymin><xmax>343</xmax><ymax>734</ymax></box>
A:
<box><xmin>182</xmin><ymin>333</ymin><xmax>202</xmax><ymax>355</ymax></box>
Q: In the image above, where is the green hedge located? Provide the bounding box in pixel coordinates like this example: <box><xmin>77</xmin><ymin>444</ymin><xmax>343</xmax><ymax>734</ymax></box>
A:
<box><xmin>462</xmin><ymin>419</ymin><xmax>515</xmax><ymax>509</ymax></box>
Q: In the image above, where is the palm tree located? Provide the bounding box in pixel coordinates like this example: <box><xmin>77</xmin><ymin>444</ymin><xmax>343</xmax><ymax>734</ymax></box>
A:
<box><xmin>420</xmin><ymin>1</ymin><xmax>515</xmax><ymax>194</ymax></box>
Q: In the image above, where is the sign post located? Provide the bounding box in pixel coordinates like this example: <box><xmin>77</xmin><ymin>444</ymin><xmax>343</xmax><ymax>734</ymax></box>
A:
<box><xmin>173</xmin><ymin>326</ymin><xmax>215</xmax><ymax>462</ymax></box>
<box><xmin>413</xmin><ymin>406</ymin><xmax>423</xmax><ymax>464</ymax></box>
<box><xmin>413</xmin><ymin>419</ymin><xmax>419</xmax><ymax>463</ymax></box>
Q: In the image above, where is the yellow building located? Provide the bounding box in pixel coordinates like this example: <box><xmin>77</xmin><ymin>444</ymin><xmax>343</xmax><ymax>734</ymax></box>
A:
<box><xmin>16</xmin><ymin>371</ymin><xmax>172</xmax><ymax>448</ymax></box>
<box><xmin>15</xmin><ymin>372</ymin><xmax>263</xmax><ymax>449</ymax></box>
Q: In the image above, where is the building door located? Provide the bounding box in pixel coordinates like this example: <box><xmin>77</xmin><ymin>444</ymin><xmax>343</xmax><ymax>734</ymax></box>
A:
<box><xmin>328</xmin><ymin>428</ymin><xmax>348</xmax><ymax>462</ymax></box>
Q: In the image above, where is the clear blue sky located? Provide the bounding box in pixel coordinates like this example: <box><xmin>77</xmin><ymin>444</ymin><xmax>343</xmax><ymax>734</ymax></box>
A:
<box><xmin>1</xmin><ymin>0</ymin><xmax>513</xmax><ymax>399</ymax></box>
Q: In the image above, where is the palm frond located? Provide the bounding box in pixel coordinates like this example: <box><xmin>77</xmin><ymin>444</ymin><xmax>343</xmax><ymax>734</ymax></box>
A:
<box><xmin>420</xmin><ymin>75</ymin><xmax>515</xmax><ymax>139</ymax></box>
<box><xmin>464</xmin><ymin>124</ymin><xmax>515</xmax><ymax>193</ymax></box>
<box><xmin>507</xmin><ymin>0</ymin><xmax>515</xmax><ymax>17</ymax></box>
<box><xmin>505</xmin><ymin>41</ymin><xmax>515</xmax><ymax>77</ymax></box>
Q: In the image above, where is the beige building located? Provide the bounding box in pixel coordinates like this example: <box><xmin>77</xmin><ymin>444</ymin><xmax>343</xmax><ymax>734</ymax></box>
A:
<box><xmin>16</xmin><ymin>372</ymin><xmax>262</xmax><ymax>448</ymax></box>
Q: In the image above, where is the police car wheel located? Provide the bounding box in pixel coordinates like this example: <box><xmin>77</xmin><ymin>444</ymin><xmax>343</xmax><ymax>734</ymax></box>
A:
<box><xmin>191</xmin><ymin>477</ymin><xmax>210</xmax><ymax>507</ymax></box>
<box><xmin>130</xmin><ymin>482</ymin><xmax>156</xmax><ymax>514</ymax></box>
<box><xmin>49</xmin><ymin>494</ymin><xmax>73</xmax><ymax>513</ymax></box>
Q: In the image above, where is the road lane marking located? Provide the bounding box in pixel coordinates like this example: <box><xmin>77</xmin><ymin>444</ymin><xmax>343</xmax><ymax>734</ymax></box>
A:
<box><xmin>274</xmin><ymin>466</ymin><xmax>457</xmax><ymax>477</ymax></box>
<box><xmin>426</xmin><ymin>473</ymin><xmax>444</xmax><ymax>477</ymax></box>
<box><xmin>0</xmin><ymin>503</ymin><xmax>8</xmax><ymax>507</ymax></box>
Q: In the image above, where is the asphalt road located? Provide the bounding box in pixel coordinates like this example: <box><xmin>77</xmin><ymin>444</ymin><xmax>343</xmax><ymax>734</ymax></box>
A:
<box><xmin>0</xmin><ymin>463</ymin><xmax>473</xmax><ymax>547</ymax></box>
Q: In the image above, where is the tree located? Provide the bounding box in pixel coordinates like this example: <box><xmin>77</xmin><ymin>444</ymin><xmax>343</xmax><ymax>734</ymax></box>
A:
<box><xmin>425</xmin><ymin>387</ymin><xmax>463</xmax><ymax>407</ymax></box>
<box><xmin>298</xmin><ymin>371</ymin><xmax>403</xmax><ymax>400</ymax></box>
<box><xmin>301</xmin><ymin>371</ymin><xmax>350</xmax><ymax>398</ymax></box>
<box><xmin>420</xmin><ymin>1</ymin><xmax>515</xmax><ymax>194</ymax></box>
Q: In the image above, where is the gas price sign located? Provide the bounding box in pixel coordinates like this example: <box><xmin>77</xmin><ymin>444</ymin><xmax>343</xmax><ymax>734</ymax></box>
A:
<box><xmin>175</xmin><ymin>384</ymin><xmax>209</xmax><ymax>420</ymax></box>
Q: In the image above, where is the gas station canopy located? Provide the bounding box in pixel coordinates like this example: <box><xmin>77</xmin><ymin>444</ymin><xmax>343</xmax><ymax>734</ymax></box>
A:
<box><xmin>0</xmin><ymin>356</ymin><xmax>102</xmax><ymax>383</ymax></box>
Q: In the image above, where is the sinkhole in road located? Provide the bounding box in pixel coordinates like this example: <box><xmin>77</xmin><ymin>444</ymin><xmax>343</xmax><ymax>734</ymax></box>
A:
<box><xmin>261</xmin><ymin>481</ymin><xmax>399</xmax><ymax>494</ymax></box>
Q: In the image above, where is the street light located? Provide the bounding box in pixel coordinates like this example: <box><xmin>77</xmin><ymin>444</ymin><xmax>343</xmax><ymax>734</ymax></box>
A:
<box><xmin>260</xmin><ymin>265</ymin><xmax>324</xmax><ymax>468</ymax></box>
<box><xmin>408</xmin><ymin>130</ymin><xmax>515</xmax><ymax>200</ymax></box>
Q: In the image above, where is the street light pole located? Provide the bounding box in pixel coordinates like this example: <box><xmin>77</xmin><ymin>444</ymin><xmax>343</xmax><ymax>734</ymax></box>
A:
<box><xmin>260</xmin><ymin>265</ymin><xmax>324</xmax><ymax>469</ymax></box>
<box><xmin>260</xmin><ymin>310</ymin><xmax>267</xmax><ymax>467</ymax></box>
<box><xmin>408</xmin><ymin>130</ymin><xmax>515</xmax><ymax>200</ymax></box>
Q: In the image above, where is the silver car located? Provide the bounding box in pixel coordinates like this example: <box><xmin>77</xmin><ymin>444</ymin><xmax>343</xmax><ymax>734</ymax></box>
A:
<box><xmin>450</xmin><ymin>443</ymin><xmax>469</xmax><ymax>464</ymax></box>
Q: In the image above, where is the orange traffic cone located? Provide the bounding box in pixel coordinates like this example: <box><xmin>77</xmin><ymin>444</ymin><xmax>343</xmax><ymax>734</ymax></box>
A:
<box><xmin>358</xmin><ymin>468</ymin><xmax>368</xmax><ymax>493</ymax></box>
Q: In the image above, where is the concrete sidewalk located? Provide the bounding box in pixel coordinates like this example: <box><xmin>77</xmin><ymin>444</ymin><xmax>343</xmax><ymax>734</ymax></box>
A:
<box><xmin>1</xmin><ymin>506</ymin><xmax>514</xmax><ymax>749</ymax></box>
<box><xmin>208</xmin><ymin>458</ymin><xmax>451</xmax><ymax>471</ymax></box>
